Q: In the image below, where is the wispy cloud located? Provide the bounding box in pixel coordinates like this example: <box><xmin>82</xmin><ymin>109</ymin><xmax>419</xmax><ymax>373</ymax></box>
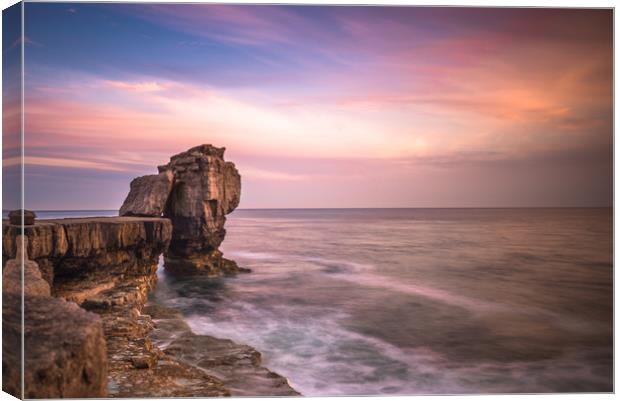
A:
<box><xmin>105</xmin><ymin>80</ymin><xmax>170</xmax><ymax>92</ymax></box>
<box><xmin>5</xmin><ymin>156</ymin><xmax>128</xmax><ymax>172</ymax></box>
<box><xmin>243</xmin><ymin>167</ymin><xmax>310</xmax><ymax>181</ymax></box>
<box><xmin>9</xmin><ymin>35</ymin><xmax>43</xmax><ymax>50</ymax></box>
<box><xmin>21</xmin><ymin>4</ymin><xmax>612</xmax><ymax>208</ymax></box>
<box><xmin>126</xmin><ymin>4</ymin><xmax>325</xmax><ymax>47</ymax></box>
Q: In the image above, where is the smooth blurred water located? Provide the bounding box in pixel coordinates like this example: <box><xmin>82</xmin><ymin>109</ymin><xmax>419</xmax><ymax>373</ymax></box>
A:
<box><xmin>150</xmin><ymin>208</ymin><xmax>613</xmax><ymax>395</ymax></box>
<box><xmin>19</xmin><ymin>208</ymin><xmax>612</xmax><ymax>394</ymax></box>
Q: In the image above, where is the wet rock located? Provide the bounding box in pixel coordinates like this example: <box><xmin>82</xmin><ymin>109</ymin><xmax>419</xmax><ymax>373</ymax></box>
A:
<box><xmin>107</xmin><ymin>354</ymin><xmax>229</xmax><ymax>398</ymax></box>
<box><xmin>146</xmin><ymin>304</ymin><xmax>300</xmax><ymax>396</ymax></box>
<box><xmin>164</xmin><ymin>249</ymin><xmax>250</xmax><ymax>276</ymax></box>
<box><xmin>131</xmin><ymin>356</ymin><xmax>152</xmax><ymax>369</ymax></box>
<box><xmin>69</xmin><ymin>257</ymin><xmax>229</xmax><ymax>398</ymax></box>
<box><xmin>119</xmin><ymin>171</ymin><xmax>174</xmax><ymax>217</ymax></box>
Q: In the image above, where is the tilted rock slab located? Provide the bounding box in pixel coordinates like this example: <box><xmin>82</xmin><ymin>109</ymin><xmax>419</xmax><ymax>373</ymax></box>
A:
<box><xmin>119</xmin><ymin>171</ymin><xmax>174</xmax><ymax>217</ymax></box>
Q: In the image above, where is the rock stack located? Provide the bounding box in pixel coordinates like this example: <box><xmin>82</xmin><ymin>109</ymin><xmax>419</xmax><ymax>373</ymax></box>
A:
<box><xmin>119</xmin><ymin>144</ymin><xmax>244</xmax><ymax>275</ymax></box>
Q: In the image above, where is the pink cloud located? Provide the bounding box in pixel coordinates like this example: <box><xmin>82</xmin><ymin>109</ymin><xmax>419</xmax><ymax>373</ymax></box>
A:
<box><xmin>104</xmin><ymin>80</ymin><xmax>170</xmax><ymax>92</ymax></box>
<box><xmin>19</xmin><ymin>8</ymin><xmax>611</xmax><ymax>179</ymax></box>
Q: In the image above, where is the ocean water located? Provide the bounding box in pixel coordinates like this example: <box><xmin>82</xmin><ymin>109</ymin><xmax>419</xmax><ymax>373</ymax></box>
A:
<box><xmin>22</xmin><ymin>208</ymin><xmax>613</xmax><ymax>394</ymax></box>
<box><xmin>2</xmin><ymin>210</ymin><xmax>118</xmax><ymax>219</ymax></box>
<box><xmin>152</xmin><ymin>208</ymin><xmax>613</xmax><ymax>395</ymax></box>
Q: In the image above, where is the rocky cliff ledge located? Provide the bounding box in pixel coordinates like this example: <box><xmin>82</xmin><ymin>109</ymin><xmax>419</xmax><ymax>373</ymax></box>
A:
<box><xmin>2</xmin><ymin>146</ymin><xmax>298</xmax><ymax>398</ymax></box>
<box><xmin>2</xmin><ymin>216</ymin><xmax>297</xmax><ymax>397</ymax></box>
<box><xmin>2</xmin><ymin>217</ymin><xmax>171</xmax><ymax>287</ymax></box>
<box><xmin>2</xmin><ymin>217</ymin><xmax>188</xmax><ymax>397</ymax></box>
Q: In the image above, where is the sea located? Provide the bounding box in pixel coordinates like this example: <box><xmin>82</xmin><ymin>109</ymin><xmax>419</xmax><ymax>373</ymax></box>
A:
<box><xmin>20</xmin><ymin>208</ymin><xmax>614</xmax><ymax>395</ymax></box>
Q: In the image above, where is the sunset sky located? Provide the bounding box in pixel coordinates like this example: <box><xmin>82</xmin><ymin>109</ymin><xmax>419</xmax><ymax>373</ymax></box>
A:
<box><xmin>9</xmin><ymin>4</ymin><xmax>613</xmax><ymax>209</ymax></box>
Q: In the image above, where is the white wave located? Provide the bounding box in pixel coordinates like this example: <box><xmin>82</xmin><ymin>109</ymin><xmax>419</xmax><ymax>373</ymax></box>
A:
<box><xmin>184</xmin><ymin>298</ymin><xmax>609</xmax><ymax>395</ymax></box>
<box><xmin>227</xmin><ymin>250</ymin><xmax>281</xmax><ymax>260</ymax></box>
<box><xmin>332</xmin><ymin>272</ymin><xmax>498</xmax><ymax>313</ymax></box>
<box><xmin>303</xmin><ymin>256</ymin><xmax>374</xmax><ymax>273</ymax></box>
<box><xmin>302</xmin><ymin>255</ymin><xmax>495</xmax><ymax>312</ymax></box>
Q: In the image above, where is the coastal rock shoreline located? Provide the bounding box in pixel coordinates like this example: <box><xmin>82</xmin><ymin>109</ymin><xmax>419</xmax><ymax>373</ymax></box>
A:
<box><xmin>2</xmin><ymin>217</ymin><xmax>298</xmax><ymax>397</ymax></box>
<box><xmin>146</xmin><ymin>303</ymin><xmax>300</xmax><ymax>397</ymax></box>
<box><xmin>2</xmin><ymin>145</ymin><xmax>298</xmax><ymax>398</ymax></box>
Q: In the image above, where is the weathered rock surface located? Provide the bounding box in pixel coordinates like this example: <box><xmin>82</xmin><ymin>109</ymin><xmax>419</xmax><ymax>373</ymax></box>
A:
<box><xmin>119</xmin><ymin>171</ymin><xmax>174</xmax><ymax>217</ymax></box>
<box><xmin>3</xmin><ymin>293</ymin><xmax>109</xmax><ymax>399</ymax></box>
<box><xmin>161</xmin><ymin>145</ymin><xmax>241</xmax><ymax>275</ymax></box>
<box><xmin>70</xmin><ymin>262</ymin><xmax>229</xmax><ymax>397</ymax></box>
<box><xmin>2</xmin><ymin>219</ymin><xmax>233</xmax><ymax>398</ymax></box>
<box><xmin>2</xmin><ymin>238</ymin><xmax>108</xmax><ymax>398</ymax></box>
<box><xmin>145</xmin><ymin>304</ymin><xmax>300</xmax><ymax>397</ymax></box>
<box><xmin>1</xmin><ymin>146</ymin><xmax>298</xmax><ymax>397</ymax></box>
<box><xmin>2</xmin><ymin>217</ymin><xmax>172</xmax><ymax>286</ymax></box>
<box><xmin>164</xmin><ymin>248</ymin><xmax>250</xmax><ymax>276</ymax></box>
<box><xmin>22</xmin><ymin>295</ymin><xmax>108</xmax><ymax>398</ymax></box>
<box><xmin>2</xmin><ymin>290</ymin><xmax>22</xmax><ymax>399</ymax></box>
<box><xmin>118</xmin><ymin>144</ymin><xmax>243</xmax><ymax>275</ymax></box>
<box><xmin>3</xmin><ymin>238</ymin><xmax>50</xmax><ymax>297</ymax></box>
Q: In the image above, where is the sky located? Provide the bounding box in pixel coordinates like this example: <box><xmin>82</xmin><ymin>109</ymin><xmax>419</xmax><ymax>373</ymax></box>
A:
<box><xmin>5</xmin><ymin>3</ymin><xmax>613</xmax><ymax>209</ymax></box>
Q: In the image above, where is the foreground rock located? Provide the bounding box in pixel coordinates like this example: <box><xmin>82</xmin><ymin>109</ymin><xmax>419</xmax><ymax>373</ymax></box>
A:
<box><xmin>119</xmin><ymin>144</ymin><xmax>243</xmax><ymax>275</ymax></box>
<box><xmin>145</xmin><ymin>304</ymin><xmax>300</xmax><ymax>397</ymax></box>
<box><xmin>2</xmin><ymin>238</ymin><xmax>50</xmax><ymax>297</ymax></box>
<box><xmin>2</xmin><ymin>238</ymin><xmax>108</xmax><ymax>398</ymax></box>
<box><xmin>72</xmin><ymin>259</ymin><xmax>229</xmax><ymax>397</ymax></box>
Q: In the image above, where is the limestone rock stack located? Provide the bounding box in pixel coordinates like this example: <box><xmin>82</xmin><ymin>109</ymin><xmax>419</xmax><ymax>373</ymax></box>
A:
<box><xmin>119</xmin><ymin>144</ymin><xmax>243</xmax><ymax>275</ymax></box>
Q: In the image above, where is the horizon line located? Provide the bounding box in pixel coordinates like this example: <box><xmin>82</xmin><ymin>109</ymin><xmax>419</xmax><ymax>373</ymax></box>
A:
<box><xmin>3</xmin><ymin>206</ymin><xmax>614</xmax><ymax>213</ymax></box>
